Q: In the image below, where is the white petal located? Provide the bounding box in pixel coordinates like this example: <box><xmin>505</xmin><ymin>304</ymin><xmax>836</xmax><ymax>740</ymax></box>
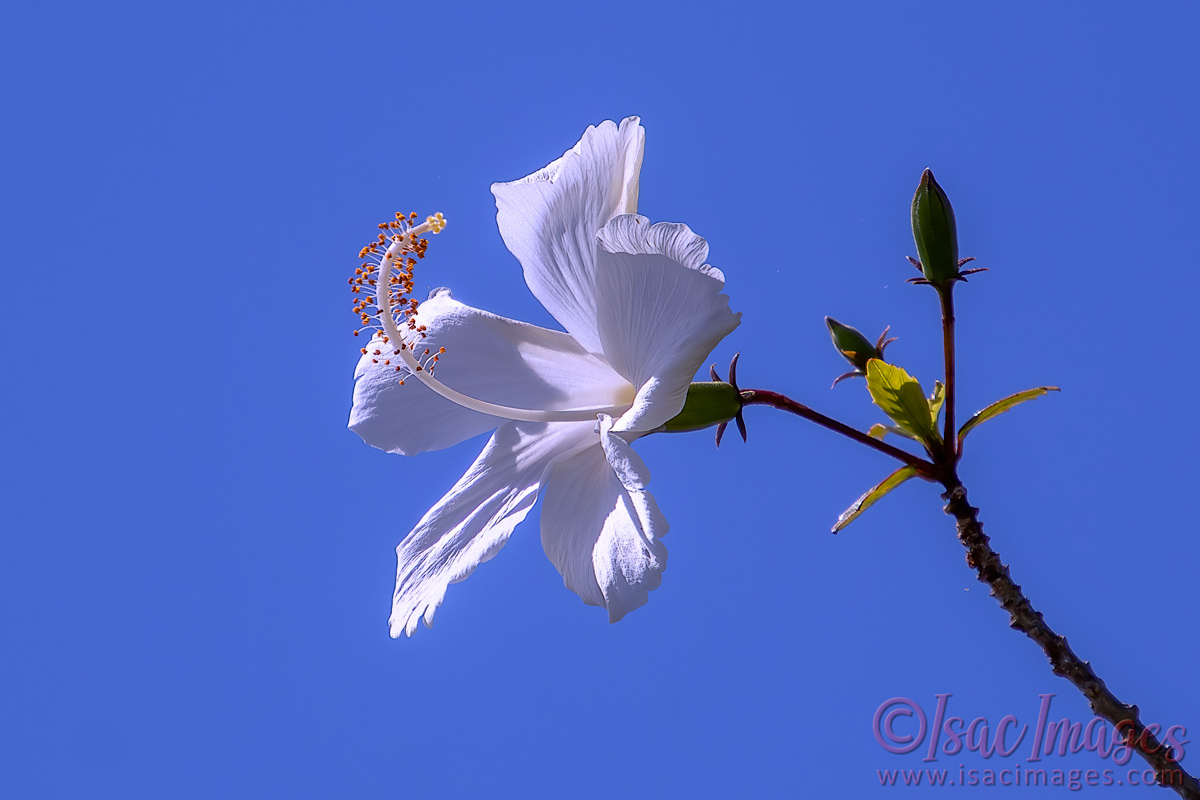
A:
<box><xmin>349</xmin><ymin>288</ymin><xmax>631</xmax><ymax>456</ymax></box>
<box><xmin>593</xmin><ymin>215</ymin><xmax>742</xmax><ymax>433</ymax></box>
<box><xmin>390</xmin><ymin>420</ymin><xmax>596</xmax><ymax>637</ymax></box>
<box><xmin>540</xmin><ymin>416</ymin><xmax>668</xmax><ymax>622</ymax></box>
<box><xmin>492</xmin><ymin>117</ymin><xmax>645</xmax><ymax>354</ymax></box>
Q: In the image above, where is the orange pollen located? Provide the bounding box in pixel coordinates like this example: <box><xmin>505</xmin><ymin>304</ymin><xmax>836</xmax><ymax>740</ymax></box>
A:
<box><xmin>351</xmin><ymin>210</ymin><xmax>447</xmax><ymax>386</ymax></box>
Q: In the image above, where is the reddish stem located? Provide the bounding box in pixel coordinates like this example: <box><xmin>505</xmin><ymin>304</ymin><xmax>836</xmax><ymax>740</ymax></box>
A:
<box><xmin>740</xmin><ymin>389</ymin><xmax>937</xmax><ymax>478</ymax></box>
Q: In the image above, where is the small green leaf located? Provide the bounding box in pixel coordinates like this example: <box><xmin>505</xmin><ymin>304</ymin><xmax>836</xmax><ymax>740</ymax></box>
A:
<box><xmin>867</xmin><ymin>423</ymin><xmax>921</xmax><ymax>442</ymax></box>
<box><xmin>865</xmin><ymin>359</ymin><xmax>939</xmax><ymax>443</ymax></box>
<box><xmin>832</xmin><ymin>466</ymin><xmax>920</xmax><ymax>533</ymax></box>
<box><xmin>929</xmin><ymin>381</ymin><xmax>946</xmax><ymax>425</ymax></box>
<box><xmin>958</xmin><ymin>386</ymin><xmax>1061</xmax><ymax>442</ymax></box>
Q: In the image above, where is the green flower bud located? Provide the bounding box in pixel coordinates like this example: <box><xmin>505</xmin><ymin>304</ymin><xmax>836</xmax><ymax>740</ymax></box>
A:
<box><xmin>663</xmin><ymin>381</ymin><xmax>743</xmax><ymax>433</ymax></box>
<box><xmin>911</xmin><ymin>168</ymin><xmax>959</xmax><ymax>287</ymax></box>
<box><xmin>825</xmin><ymin>316</ymin><xmax>880</xmax><ymax>373</ymax></box>
<box><xmin>825</xmin><ymin>317</ymin><xmax>897</xmax><ymax>388</ymax></box>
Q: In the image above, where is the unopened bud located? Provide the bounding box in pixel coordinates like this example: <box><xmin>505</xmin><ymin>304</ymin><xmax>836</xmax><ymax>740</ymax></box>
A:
<box><xmin>663</xmin><ymin>381</ymin><xmax>742</xmax><ymax>433</ymax></box>
<box><xmin>826</xmin><ymin>316</ymin><xmax>880</xmax><ymax>373</ymax></box>
<box><xmin>825</xmin><ymin>317</ymin><xmax>897</xmax><ymax>387</ymax></box>
<box><xmin>911</xmin><ymin>168</ymin><xmax>959</xmax><ymax>287</ymax></box>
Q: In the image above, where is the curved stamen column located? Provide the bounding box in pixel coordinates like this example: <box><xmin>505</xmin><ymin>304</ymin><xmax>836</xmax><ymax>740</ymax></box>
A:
<box><xmin>373</xmin><ymin>227</ymin><xmax>628</xmax><ymax>424</ymax></box>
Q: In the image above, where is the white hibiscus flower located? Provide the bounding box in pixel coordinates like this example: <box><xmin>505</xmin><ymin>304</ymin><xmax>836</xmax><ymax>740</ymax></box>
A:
<box><xmin>349</xmin><ymin>118</ymin><xmax>740</xmax><ymax>637</ymax></box>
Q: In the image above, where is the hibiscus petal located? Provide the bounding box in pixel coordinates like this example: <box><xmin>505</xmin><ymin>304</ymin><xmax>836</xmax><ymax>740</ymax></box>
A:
<box><xmin>540</xmin><ymin>416</ymin><xmax>668</xmax><ymax>622</ymax></box>
<box><xmin>350</xmin><ymin>288</ymin><xmax>630</xmax><ymax>455</ymax></box>
<box><xmin>390</xmin><ymin>420</ymin><xmax>596</xmax><ymax>637</ymax></box>
<box><xmin>491</xmin><ymin>117</ymin><xmax>645</xmax><ymax>354</ymax></box>
<box><xmin>592</xmin><ymin>215</ymin><xmax>742</xmax><ymax>433</ymax></box>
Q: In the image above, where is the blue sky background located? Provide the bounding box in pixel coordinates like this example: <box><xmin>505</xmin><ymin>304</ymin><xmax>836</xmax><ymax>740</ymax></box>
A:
<box><xmin>3</xmin><ymin>2</ymin><xmax>1198</xmax><ymax>797</ymax></box>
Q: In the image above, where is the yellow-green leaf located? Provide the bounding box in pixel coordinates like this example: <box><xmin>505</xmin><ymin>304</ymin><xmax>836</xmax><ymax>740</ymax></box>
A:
<box><xmin>832</xmin><ymin>466</ymin><xmax>919</xmax><ymax>533</ymax></box>
<box><xmin>868</xmin><ymin>423</ymin><xmax>922</xmax><ymax>442</ymax></box>
<box><xmin>958</xmin><ymin>386</ymin><xmax>1061</xmax><ymax>442</ymax></box>
<box><xmin>929</xmin><ymin>381</ymin><xmax>945</xmax><ymax>426</ymax></box>
<box><xmin>865</xmin><ymin>359</ymin><xmax>938</xmax><ymax>443</ymax></box>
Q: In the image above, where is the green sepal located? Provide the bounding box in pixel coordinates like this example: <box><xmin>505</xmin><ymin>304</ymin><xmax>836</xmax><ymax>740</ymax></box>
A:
<box><xmin>825</xmin><ymin>316</ymin><xmax>879</xmax><ymax>373</ymax></box>
<box><xmin>662</xmin><ymin>381</ymin><xmax>742</xmax><ymax>433</ymax></box>
<box><xmin>958</xmin><ymin>386</ymin><xmax>1061</xmax><ymax>442</ymax></box>
<box><xmin>865</xmin><ymin>359</ymin><xmax>940</xmax><ymax>445</ymax></box>
<box><xmin>911</xmin><ymin>169</ymin><xmax>959</xmax><ymax>287</ymax></box>
<box><xmin>832</xmin><ymin>465</ymin><xmax>920</xmax><ymax>533</ymax></box>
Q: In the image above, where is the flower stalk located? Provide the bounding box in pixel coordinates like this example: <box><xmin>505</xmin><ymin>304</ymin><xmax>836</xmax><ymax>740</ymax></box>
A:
<box><xmin>938</xmin><ymin>287</ymin><xmax>957</xmax><ymax>464</ymax></box>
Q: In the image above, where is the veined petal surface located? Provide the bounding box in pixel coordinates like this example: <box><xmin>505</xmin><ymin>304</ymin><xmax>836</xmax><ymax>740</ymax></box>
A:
<box><xmin>540</xmin><ymin>416</ymin><xmax>668</xmax><ymax>622</ymax></box>
<box><xmin>350</xmin><ymin>288</ymin><xmax>631</xmax><ymax>455</ymax></box>
<box><xmin>390</xmin><ymin>420</ymin><xmax>596</xmax><ymax>637</ymax></box>
<box><xmin>593</xmin><ymin>215</ymin><xmax>742</xmax><ymax>433</ymax></box>
<box><xmin>492</xmin><ymin>117</ymin><xmax>645</xmax><ymax>354</ymax></box>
